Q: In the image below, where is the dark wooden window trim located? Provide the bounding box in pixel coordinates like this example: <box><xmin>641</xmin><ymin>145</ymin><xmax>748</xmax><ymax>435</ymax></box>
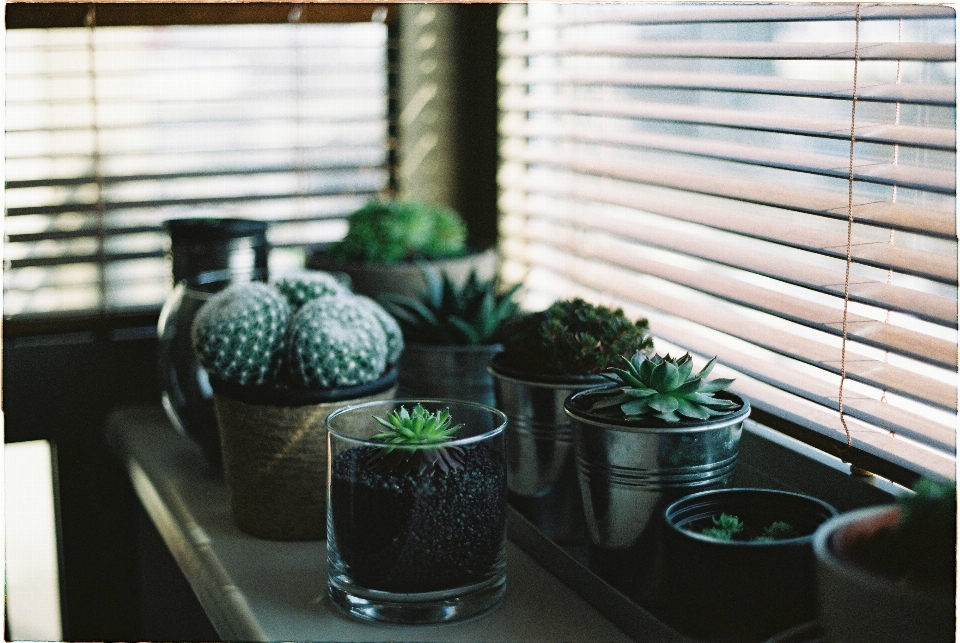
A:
<box><xmin>5</xmin><ymin>3</ymin><xmax>397</xmax><ymax>30</ymax></box>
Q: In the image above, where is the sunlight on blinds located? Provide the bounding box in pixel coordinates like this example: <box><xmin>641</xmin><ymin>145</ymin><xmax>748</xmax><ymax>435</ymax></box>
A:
<box><xmin>498</xmin><ymin>3</ymin><xmax>957</xmax><ymax>480</ymax></box>
<box><xmin>5</xmin><ymin>21</ymin><xmax>390</xmax><ymax>318</ymax></box>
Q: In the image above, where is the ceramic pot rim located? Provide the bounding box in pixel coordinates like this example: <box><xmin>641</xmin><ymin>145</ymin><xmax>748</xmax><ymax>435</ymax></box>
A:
<box><xmin>404</xmin><ymin>342</ymin><xmax>504</xmax><ymax>355</ymax></box>
<box><xmin>665</xmin><ymin>487</ymin><xmax>838</xmax><ymax>547</ymax></box>
<box><xmin>309</xmin><ymin>247</ymin><xmax>495</xmax><ymax>271</ymax></box>
<box><xmin>166</xmin><ymin>217</ymin><xmax>268</xmax><ymax>240</ymax></box>
<box><xmin>326</xmin><ymin>397</ymin><xmax>507</xmax><ymax>448</ymax></box>
<box><xmin>812</xmin><ymin>504</ymin><xmax>955</xmax><ymax>603</ymax></box>
<box><xmin>564</xmin><ymin>389</ymin><xmax>750</xmax><ymax>433</ymax></box>
<box><xmin>210</xmin><ymin>367</ymin><xmax>399</xmax><ymax>407</ymax></box>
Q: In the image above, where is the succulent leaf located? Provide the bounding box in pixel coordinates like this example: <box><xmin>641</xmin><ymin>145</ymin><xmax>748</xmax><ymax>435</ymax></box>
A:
<box><xmin>380</xmin><ymin>264</ymin><xmax>520</xmax><ymax>346</ymax></box>
<box><xmin>587</xmin><ymin>352</ymin><xmax>741</xmax><ymax>423</ymax></box>
<box><xmin>367</xmin><ymin>403</ymin><xmax>465</xmax><ymax>476</ymax></box>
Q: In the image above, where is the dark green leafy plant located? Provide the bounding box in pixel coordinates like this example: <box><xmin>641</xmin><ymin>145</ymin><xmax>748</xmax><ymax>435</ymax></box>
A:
<box><xmin>367</xmin><ymin>404</ymin><xmax>465</xmax><ymax>475</ymax></box>
<box><xmin>701</xmin><ymin>513</ymin><xmax>744</xmax><ymax>541</ymax></box>
<box><xmin>498</xmin><ymin>298</ymin><xmax>653</xmax><ymax>376</ymax></box>
<box><xmin>698</xmin><ymin>514</ymin><xmax>795</xmax><ymax>542</ymax></box>
<box><xmin>588</xmin><ymin>352</ymin><xmax>740</xmax><ymax>422</ymax></box>
<box><xmin>753</xmin><ymin>521</ymin><xmax>795</xmax><ymax>543</ymax></box>
<box><xmin>848</xmin><ymin>477</ymin><xmax>957</xmax><ymax>591</ymax></box>
<box><xmin>324</xmin><ymin>200</ymin><xmax>467</xmax><ymax>263</ymax></box>
<box><xmin>380</xmin><ymin>265</ymin><xmax>521</xmax><ymax>345</ymax></box>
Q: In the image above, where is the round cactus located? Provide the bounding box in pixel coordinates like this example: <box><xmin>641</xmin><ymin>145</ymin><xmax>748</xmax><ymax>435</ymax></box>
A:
<box><xmin>286</xmin><ymin>296</ymin><xmax>389</xmax><ymax>388</ymax></box>
<box><xmin>273</xmin><ymin>270</ymin><xmax>349</xmax><ymax>309</ymax></box>
<box><xmin>192</xmin><ymin>282</ymin><xmax>292</xmax><ymax>387</ymax></box>
<box><xmin>353</xmin><ymin>295</ymin><xmax>404</xmax><ymax>365</ymax></box>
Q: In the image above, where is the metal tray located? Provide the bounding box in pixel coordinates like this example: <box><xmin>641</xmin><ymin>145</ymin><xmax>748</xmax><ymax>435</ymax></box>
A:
<box><xmin>507</xmin><ymin>507</ymin><xmax>819</xmax><ymax>643</ymax></box>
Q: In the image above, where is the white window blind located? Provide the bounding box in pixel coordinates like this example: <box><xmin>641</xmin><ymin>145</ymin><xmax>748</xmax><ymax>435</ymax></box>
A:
<box><xmin>498</xmin><ymin>3</ymin><xmax>957</xmax><ymax>481</ymax></box>
<box><xmin>5</xmin><ymin>16</ymin><xmax>391</xmax><ymax>319</ymax></box>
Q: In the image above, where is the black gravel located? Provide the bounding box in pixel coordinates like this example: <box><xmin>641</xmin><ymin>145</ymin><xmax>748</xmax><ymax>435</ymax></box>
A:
<box><xmin>330</xmin><ymin>441</ymin><xmax>506</xmax><ymax>593</ymax></box>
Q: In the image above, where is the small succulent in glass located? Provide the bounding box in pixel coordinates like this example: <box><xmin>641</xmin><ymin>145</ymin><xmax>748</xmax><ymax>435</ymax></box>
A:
<box><xmin>588</xmin><ymin>351</ymin><xmax>741</xmax><ymax>422</ymax></box>
<box><xmin>367</xmin><ymin>403</ymin><xmax>466</xmax><ymax>475</ymax></box>
<box><xmin>380</xmin><ymin>265</ymin><xmax>521</xmax><ymax>345</ymax></box>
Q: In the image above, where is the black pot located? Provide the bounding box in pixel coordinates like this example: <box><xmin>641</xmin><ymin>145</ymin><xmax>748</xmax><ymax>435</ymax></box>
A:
<box><xmin>662</xmin><ymin>487</ymin><xmax>837</xmax><ymax>642</ymax></box>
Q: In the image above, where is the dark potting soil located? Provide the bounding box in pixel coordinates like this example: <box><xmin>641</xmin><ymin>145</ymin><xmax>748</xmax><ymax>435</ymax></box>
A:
<box><xmin>330</xmin><ymin>441</ymin><xmax>506</xmax><ymax>593</ymax></box>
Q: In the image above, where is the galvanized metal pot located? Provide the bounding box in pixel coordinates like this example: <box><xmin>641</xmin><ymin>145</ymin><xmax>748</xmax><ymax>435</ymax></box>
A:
<box><xmin>489</xmin><ymin>355</ymin><xmax>606</xmax><ymax>544</ymax></box>
<box><xmin>564</xmin><ymin>389</ymin><xmax>750</xmax><ymax>600</ymax></box>
<box><xmin>398</xmin><ymin>343</ymin><xmax>503</xmax><ymax>408</ymax></box>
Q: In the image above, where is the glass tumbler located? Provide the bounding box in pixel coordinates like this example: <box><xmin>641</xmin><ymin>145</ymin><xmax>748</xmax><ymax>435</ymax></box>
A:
<box><xmin>326</xmin><ymin>398</ymin><xmax>508</xmax><ymax>624</ymax></box>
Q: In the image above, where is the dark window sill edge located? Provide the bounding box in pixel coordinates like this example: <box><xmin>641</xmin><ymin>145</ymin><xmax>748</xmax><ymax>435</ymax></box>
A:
<box><xmin>740</xmin><ymin>418</ymin><xmax>905</xmax><ymax>513</ymax></box>
<box><xmin>4</xmin><ymin>308</ymin><xmax>161</xmax><ymax>342</ymax></box>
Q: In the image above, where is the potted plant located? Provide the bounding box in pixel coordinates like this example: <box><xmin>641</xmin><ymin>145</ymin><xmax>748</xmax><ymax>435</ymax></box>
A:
<box><xmin>488</xmin><ymin>298</ymin><xmax>653</xmax><ymax>544</ymax></box>
<box><xmin>563</xmin><ymin>351</ymin><xmax>750</xmax><ymax>601</ymax></box>
<box><xmin>812</xmin><ymin>477</ymin><xmax>956</xmax><ymax>643</ymax></box>
<box><xmin>380</xmin><ymin>263</ymin><xmax>521</xmax><ymax>407</ymax></box>
<box><xmin>306</xmin><ymin>199</ymin><xmax>497</xmax><ymax>300</ymax></box>
<box><xmin>191</xmin><ymin>270</ymin><xmax>402</xmax><ymax>540</ymax></box>
<box><xmin>326</xmin><ymin>399</ymin><xmax>508</xmax><ymax>624</ymax></box>
<box><xmin>660</xmin><ymin>487</ymin><xmax>837</xmax><ymax>642</ymax></box>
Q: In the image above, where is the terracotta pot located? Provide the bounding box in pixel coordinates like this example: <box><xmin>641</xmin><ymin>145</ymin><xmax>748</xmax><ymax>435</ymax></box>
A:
<box><xmin>306</xmin><ymin>248</ymin><xmax>497</xmax><ymax>300</ymax></box>
<box><xmin>813</xmin><ymin>505</ymin><xmax>956</xmax><ymax>643</ymax></box>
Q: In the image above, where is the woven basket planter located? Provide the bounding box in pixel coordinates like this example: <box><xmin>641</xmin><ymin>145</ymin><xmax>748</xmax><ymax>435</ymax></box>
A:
<box><xmin>212</xmin><ymin>369</ymin><xmax>398</xmax><ymax>540</ymax></box>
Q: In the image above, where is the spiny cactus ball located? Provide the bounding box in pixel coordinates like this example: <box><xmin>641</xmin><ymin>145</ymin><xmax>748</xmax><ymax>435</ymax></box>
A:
<box><xmin>273</xmin><ymin>270</ymin><xmax>349</xmax><ymax>309</ymax></box>
<box><xmin>353</xmin><ymin>295</ymin><xmax>404</xmax><ymax>365</ymax></box>
<box><xmin>192</xmin><ymin>282</ymin><xmax>292</xmax><ymax>387</ymax></box>
<box><xmin>286</xmin><ymin>296</ymin><xmax>389</xmax><ymax>388</ymax></box>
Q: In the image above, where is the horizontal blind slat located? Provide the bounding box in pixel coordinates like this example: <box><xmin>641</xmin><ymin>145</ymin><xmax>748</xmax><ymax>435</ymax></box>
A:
<box><xmin>502</xmin><ymin>147</ymin><xmax>957</xmax><ymax>238</ymax></box>
<box><xmin>501</xmin><ymin>173</ymin><xmax>958</xmax><ymax>285</ymax></box>
<box><xmin>502</xmin><ymin>39</ymin><xmax>956</xmax><ymax>62</ymax></box>
<box><xmin>502</xmin><ymin>125</ymin><xmax>956</xmax><ymax>194</ymax></box>
<box><xmin>498</xmin><ymin>68</ymin><xmax>956</xmax><ymax>107</ymax></box>
<box><xmin>508</xmin><ymin>221</ymin><xmax>957</xmax><ymax>369</ymax></box>
<box><xmin>499</xmin><ymin>4</ymin><xmax>955</xmax><ymax>32</ymax></box>
<box><xmin>5</xmin><ymin>186</ymin><xmax>383</xmax><ymax>217</ymax></box>
<box><xmin>500</xmin><ymin>95</ymin><xmax>957</xmax><ymax>151</ymax></box>
<box><xmin>5</xmin><ymin>160</ymin><xmax>388</xmax><ymax>189</ymax></box>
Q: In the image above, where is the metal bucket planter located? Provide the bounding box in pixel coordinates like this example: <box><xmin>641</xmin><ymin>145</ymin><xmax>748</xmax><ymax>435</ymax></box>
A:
<box><xmin>212</xmin><ymin>369</ymin><xmax>397</xmax><ymax>540</ymax></box>
<box><xmin>564</xmin><ymin>389</ymin><xmax>750</xmax><ymax>601</ymax></box>
<box><xmin>489</xmin><ymin>355</ymin><xmax>606</xmax><ymax>544</ymax></box>
<box><xmin>397</xmin><ymin>343</ymin><xmax>503</xmax><ymax>408</ymax></box>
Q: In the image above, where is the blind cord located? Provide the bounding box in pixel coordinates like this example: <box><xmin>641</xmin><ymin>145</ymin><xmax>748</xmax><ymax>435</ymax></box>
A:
<box><xmin>86</xmin><ymin>4</ymin><xmax>108</xmax><ymax>312</ymax></box>
<box><xmin>838</xmin><ymin>3</ymin><xmax>862</xmax><ymax>452</ymax></box>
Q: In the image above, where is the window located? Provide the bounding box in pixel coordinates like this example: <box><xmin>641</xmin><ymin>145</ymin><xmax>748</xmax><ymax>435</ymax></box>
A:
<box><xmin>498</xmin><ymin>3</ymin><xmax>956</xmax><ymax>482</ymax></box>
<box><xmin>5</xmin><ymin>6</ymin><xmax>393</xmax><ymax>320</ymax></box>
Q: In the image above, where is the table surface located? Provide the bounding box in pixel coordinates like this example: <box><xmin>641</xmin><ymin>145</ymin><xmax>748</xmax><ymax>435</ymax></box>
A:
<box><xmin>105</xmin><ymin>404</ymin><xmax>637</xmax><ymax>643</ymax></box>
